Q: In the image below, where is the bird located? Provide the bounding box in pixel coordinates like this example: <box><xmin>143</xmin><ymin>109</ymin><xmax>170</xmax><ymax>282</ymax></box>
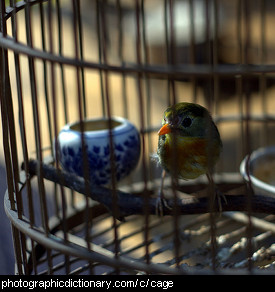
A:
<box><xmin>156</xmin><ymin>102</ymin><xmax>223</xmax><ymax>215</ymax></box>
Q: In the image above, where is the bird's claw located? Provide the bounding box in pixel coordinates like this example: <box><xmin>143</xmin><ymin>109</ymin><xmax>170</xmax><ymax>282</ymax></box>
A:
<box><xmin>156</xmin><ymin>195</ymin><xmax>172</xmax><ymax>217</ymax></box>
<box><xmin>214</xmin><ymin>187</ymin><xmax>227</xmax><ymax>213</ymax></box>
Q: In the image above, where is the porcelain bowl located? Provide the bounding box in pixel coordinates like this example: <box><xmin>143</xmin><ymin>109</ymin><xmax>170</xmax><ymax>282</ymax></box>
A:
<box><xmin>240</xmin><ymin>145</ymin><xmax>275</xmax><ymax>198</ymax></box>
<box><xmin>56</xmin><ymin>117</ymin><xmax>140</xmax><ymax>185</ymax></box>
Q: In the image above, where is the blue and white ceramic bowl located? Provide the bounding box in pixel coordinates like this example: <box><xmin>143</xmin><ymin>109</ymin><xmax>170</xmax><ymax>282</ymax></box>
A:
<box><xmin>56</xmin><ymin>117</ymin><xmax>140</xmax><ymax>185</ymax></box>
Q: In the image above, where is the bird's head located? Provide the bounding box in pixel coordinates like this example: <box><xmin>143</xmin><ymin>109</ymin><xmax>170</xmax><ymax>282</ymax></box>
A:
<box><xmin>158</xmin><ymin>102</ymin><xmax>218</xmax><ymax>139</ymax></box>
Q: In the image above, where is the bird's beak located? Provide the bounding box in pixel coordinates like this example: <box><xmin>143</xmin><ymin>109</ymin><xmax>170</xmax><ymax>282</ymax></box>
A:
<box><xmin>158</xmin><ymin>123</ymin><xmax>171</xmax><ymax>136</ymax></box>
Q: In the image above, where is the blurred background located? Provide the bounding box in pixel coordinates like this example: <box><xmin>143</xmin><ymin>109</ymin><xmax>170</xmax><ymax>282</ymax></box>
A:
<box><xmin>1</xmin><ymin>0</ymin><xmax>275</xmax><ymax>274</ymax></box>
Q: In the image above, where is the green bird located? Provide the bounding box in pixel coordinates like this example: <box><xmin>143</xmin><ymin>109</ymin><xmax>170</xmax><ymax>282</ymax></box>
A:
<box><xmin>156</xmin><ymin>102</ymin><xmax>224</xmax><ymax>215</ymax></box>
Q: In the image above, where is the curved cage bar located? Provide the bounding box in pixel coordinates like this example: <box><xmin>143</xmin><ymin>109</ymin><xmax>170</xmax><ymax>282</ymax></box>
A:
<box><xmin>1</xmin><ymin>0</ymin><xmax>275</xmax><ymax>275</ymax></box>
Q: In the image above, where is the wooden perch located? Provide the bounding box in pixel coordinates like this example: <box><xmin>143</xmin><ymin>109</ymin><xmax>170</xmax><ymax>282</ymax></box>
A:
<box><xmin>24</xmin><ymin>160</ymin><xmax>275</xmax><ymax>219</ymax></box>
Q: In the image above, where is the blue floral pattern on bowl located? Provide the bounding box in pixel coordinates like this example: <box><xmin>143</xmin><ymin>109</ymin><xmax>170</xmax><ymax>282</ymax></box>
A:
<box><xmin>56</xmin><ymin>117</ymin><xmax>140</xmax><ymax>185</ymax></box>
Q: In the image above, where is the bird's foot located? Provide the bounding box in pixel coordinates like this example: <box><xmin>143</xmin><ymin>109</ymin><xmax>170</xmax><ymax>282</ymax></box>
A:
<box><xmin>214</xmin><ymin>187</ymin><xmax>227</xmax><ymax>214</ymax></box>
<box><xmin>156</xmin><ymin>191</ymin><xmax>172</xmax><ymax>217</ymax></box>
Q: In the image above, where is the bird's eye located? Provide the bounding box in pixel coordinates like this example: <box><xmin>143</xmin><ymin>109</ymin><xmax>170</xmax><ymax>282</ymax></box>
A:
<box><xmin>182</xmin><ymin>117</ymin><xmax>192</xmax><ymax>128</ymax></box>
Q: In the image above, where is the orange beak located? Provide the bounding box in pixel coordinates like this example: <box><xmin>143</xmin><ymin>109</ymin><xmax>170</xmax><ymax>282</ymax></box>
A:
<box><xmin>158</xmin><ymin>123</ymin><xmax>171</xmax><ymax>136</ymax></box>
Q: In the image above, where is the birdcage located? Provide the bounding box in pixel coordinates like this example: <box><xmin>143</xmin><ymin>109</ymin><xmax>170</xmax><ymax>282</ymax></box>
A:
<box><xmin>1</xmin><ymin>0</ymin><xmax>275</xmax><ymax>275</ymax></box>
